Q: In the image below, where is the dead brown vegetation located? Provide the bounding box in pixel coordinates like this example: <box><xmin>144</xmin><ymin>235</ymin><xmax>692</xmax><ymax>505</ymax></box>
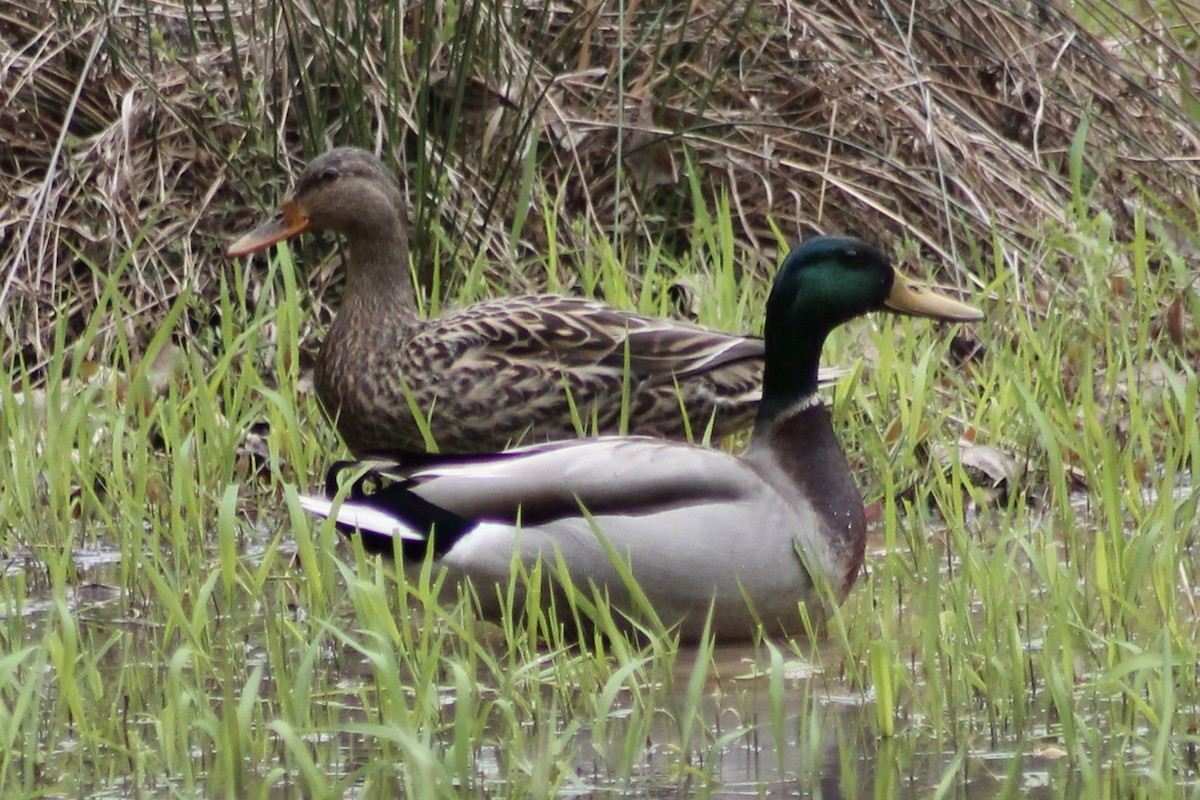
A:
<box><xmin>2</xmin><ymin>0</ymin><xmax>1198</xmax><ymax>373</ymax></box>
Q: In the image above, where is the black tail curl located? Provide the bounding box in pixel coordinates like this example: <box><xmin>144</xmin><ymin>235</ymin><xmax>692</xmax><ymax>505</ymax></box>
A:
<box><xmin>320</xmin><ymin>461</ymin><xmax>477</xmax><ymax>560</ymax></box>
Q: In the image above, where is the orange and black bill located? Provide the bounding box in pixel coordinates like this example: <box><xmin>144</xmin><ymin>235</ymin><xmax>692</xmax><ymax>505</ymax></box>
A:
<box><xmin>225</xmin><ymin>200</ymin><xmax>311</xmax><ymax>258</ymax></box>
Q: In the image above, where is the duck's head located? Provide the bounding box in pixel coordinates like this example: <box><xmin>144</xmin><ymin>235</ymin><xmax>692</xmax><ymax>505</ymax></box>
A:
<box><xmin>759</xmin><ymin>235</ymin><xmax>982</xmax><ymax>419</ymax></box>
<box><xmin>226</xmin><ymin>148</ymin><xmax>406</xmax><ymax>258</ymax></box>
<box><xmin>767</xmin><ymin>236</ymin><xmax>982</xmax><ymax>332</ymax></box>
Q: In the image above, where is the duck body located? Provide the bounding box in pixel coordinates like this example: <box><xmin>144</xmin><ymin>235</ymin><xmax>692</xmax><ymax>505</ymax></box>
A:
<box><xmin>317</xmin><ymin>292</ymin><xmax>763</xmax><ymax>455</ymax></box>
<box><xmin>228</xmin><ymin>147</ymin><xmax>777</xmax><ymax>455</ymax></box>
<box><xmin>300</xmin><ymin>235</ymin><xmax>983</xmax><ymax>640</ymax></box>
<box><xmin>305</xmin><ymin>404</ymin><xmax>859</xmax><ymax>641</ymax></box>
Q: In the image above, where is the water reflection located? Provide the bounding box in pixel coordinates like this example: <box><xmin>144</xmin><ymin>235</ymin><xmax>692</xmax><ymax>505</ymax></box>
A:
<box><xmin>599</xmin><ymin>641</ymin><xmax>884</xmax><ymax>798</ymax></box>
<box><xmin>561</xmin><ymin>641</ymin><xmax>1081</xmax><ymax>799</ymax></box>
<box><xmin>0</xmin><ymin>546</ymin><xmax>1166</xmax><ymax>798</ymax></box>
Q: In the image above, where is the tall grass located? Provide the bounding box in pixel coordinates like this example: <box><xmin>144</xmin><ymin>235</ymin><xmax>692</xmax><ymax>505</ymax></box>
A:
<box><xmin>1</xmin><ymin>0</ymin><xmax>1198</xmax><ymax>796</ymax></box>
<box><xmin>2</xmin><ymin>165</ymin><xmax>1198</xmax><ymax>795</ymax></box>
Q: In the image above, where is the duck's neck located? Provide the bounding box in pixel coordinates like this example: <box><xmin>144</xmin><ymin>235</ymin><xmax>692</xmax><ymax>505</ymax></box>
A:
<box><xmin>748</xmin><ymin>322</ymin><xmax>866</xmax><ymax>596</ymax></box>
<box><xmin>340</xmin><ymin>219</ymin><xmax>419</xmax><ymax>320</ymax></box>
<box><xmin>753</xmin><ymin>325</ymin><xmax>828</xmax><ymax>428</ymax></box>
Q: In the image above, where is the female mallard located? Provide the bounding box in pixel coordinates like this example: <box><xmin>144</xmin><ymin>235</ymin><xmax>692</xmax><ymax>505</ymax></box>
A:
<box><xmin>227</xmin><ymin>147</ymin><xmax>834</xmax><ymax>455</ymax></box>
<box><xmin>298</xmin><ymin>235</ymin><xmax>982</xmax><ymax>641</ymax></box>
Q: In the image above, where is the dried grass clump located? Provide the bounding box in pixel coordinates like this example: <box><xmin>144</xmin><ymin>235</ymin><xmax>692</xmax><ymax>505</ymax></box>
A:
<box><xmin>2</xmin><ymin>0</ymin><xmax>1198</xmax><ymax>373</ymax></box>
<box><xmin>455</xmin><ymin>0</ymin><xmax>1199</xmax><ymax>271</ymax></box>
<box><xmin>1</xmin><ymin>1</ymin><xmax>263</xmax><ymax>372</ymax></box>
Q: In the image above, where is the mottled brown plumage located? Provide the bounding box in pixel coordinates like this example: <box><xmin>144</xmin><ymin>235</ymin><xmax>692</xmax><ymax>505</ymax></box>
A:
<box><xmin>225</xmin><ymin>148</ymin><xmax>840</xmax><ymax>450</ymax></box>
<box><xmin>228</xmin><ymin>148</ymin><xmax>795</xmax><ymax>454</ymax></box>
<box><xmin>315</xmin><ymin>292</ymin><xmax>768</xmax><ymax>454</ymax></box>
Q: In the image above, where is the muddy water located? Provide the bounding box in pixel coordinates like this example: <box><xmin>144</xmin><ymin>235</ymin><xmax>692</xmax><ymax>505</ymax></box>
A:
<box><xmin>558</xmin><ymin>643</ymin><xmax>1081</xmax><ymax>798</ymax></box>
<box><xmin>0</xmin><ymin>546</ymin><xmax>1155</xmax><ymax>798</ymax></box>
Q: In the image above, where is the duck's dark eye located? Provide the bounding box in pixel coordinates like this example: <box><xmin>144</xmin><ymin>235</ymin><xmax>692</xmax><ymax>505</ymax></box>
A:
<box><xmin>320</xmin><ymin>167</ymin><xmax>339</xmax><ymax>183</ymax></box>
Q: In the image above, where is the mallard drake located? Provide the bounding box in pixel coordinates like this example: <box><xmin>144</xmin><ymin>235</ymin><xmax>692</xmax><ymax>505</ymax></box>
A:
<box><xmin>298</xmin><ymin>235</ymin><xmax>983</xmax><ymax>641</ymax></box>
<box><xmin>227</xmin><ymin>147</ymin><xmax>836</xmax><ymax>455</ymax></box>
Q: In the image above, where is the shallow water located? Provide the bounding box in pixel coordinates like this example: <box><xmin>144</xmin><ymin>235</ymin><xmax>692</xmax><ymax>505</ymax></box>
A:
<box><xmin>2</xmin><ymin>517</ymin><xmax>1194</xmax><ymax>798</ymax></box>
<box><xmin>553</xmin><ymin>643</ymin><xmax>1090</xmax><ymax>799</ymax></box>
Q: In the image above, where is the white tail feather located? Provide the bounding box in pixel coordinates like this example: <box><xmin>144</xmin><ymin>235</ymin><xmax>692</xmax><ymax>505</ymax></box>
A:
<box><xmin>298</xmin><ymin>495</ymin><xmax>425</xmax><ymax>541</ymax></box>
